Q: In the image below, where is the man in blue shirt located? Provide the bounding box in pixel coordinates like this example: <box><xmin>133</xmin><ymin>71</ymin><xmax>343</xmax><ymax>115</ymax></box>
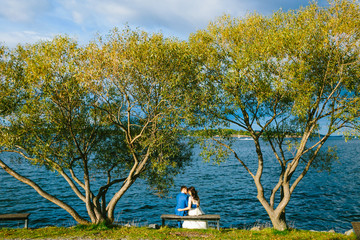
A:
<box><xmin>175</xmin><ymin>186</ymin><xmax>188</xmax><ymax>228</ymax></box>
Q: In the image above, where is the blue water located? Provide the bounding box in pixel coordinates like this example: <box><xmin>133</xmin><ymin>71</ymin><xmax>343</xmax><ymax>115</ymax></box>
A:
<box><xmin>0</xmin><ymin>137</ymin><xmax>359</xmax><ymax>232</ymax></box>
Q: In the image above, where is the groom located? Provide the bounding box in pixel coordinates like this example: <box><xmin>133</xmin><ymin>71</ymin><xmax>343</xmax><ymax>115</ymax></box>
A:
<box><xmin>175</xmin><ymin>186</ymin><xmax>188</xmax><ymax>228</ymax></box>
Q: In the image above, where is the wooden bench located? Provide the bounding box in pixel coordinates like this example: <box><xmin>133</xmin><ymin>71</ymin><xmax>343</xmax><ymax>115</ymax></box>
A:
<box><xmin>352</xmin><ymin>222</ymin><xmax>360</xmax><ymax>239</ymax></box>
<box><xmin>0</xmin><ymin>213</ymin><xmax>31</xmax><ymax>228</ymax></box>
<box><xmin>160</xmin><ymin>214</ymin><xmax>221</xmax><ymax>230</ymax></box>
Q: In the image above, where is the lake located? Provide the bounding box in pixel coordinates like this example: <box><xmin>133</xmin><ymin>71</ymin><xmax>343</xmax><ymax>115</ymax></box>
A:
<box><xmin>0</xmin><ymin>137</ymin><xmax>359</xmax><ymax>232</ymax></box>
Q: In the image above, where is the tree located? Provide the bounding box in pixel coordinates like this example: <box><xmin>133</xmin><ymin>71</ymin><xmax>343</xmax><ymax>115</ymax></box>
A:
<box><xmin>0</xmin><ymin>31</ymin><xmax>192</xmax><ymax>224</ymax></box>
<box><xmin>81</xmin><ymin>28</ymin><xmax>194</xmax><ymax>222</ymax></box>
<box><xmin>185</xmin><ymin>0</ymin><xmax>360</xmax><ymax>230</ymax></box>
<box><xmin>0</xmin><ymin>37</ymin><xmax>91</xmax><ymax>224</ymax></box>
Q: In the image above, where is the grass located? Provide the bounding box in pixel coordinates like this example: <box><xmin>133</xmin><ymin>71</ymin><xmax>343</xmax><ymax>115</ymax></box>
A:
<box><xmin>0</xmin><ymin>225</ymin><xmax>357</xmax><ymax>240</ymax></box>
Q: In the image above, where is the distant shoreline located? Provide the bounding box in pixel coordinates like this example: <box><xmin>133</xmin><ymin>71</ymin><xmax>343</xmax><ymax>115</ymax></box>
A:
<box><xmin>224</xmin><ymin>134</ymin><xmax>345</xmax><ymax>139</ymax></box>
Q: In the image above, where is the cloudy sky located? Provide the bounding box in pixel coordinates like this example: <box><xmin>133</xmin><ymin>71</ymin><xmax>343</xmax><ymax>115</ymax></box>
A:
<box><xmin>0</xmin><ymin>0</ymin><xmax>329</xmax><ymax>48</ymax></box>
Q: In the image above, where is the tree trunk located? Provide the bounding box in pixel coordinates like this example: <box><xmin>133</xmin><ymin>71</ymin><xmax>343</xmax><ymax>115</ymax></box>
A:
<box><xmin>269</xmin><ymin>212</ymin><xmax>288</xmax><ymax>231</ymax></box>
<box><xmin>94</xmin><ymin>212</ymin><xmax>108</xmax><ymax>224</ymax></box>
<box><xmin>258</xmin><ymin>197</ymin><xmax>288</xmax><ymax>231</ymax></box>
<box><xmin>254</xmin><ymin>167</ymin><xmax>290</xmax><ymax>230</ymax></box>
<box><xmin>106</xmin><ymin>178</ymin><xmax>135</xmax><ymax>222</ymax></box>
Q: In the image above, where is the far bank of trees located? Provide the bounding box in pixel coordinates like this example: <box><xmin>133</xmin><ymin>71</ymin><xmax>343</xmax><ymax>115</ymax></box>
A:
<box><xmin>1</xmin><ymin>0</ymin><xmax>359</xmax><ymax>230</ymax></box>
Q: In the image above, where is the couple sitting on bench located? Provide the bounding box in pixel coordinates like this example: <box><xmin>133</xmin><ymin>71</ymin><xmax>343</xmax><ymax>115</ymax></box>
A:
<box><xmin>175</xmin><ymin>186</ymin><xmax>208</xmax><ymax>229</ymax></box>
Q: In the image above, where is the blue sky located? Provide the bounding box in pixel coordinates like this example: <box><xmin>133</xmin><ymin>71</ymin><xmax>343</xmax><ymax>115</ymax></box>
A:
<box><xmin>0</xmin><ymin>0</ymin><xmax>329</xmax><ymax>48</ymax></box>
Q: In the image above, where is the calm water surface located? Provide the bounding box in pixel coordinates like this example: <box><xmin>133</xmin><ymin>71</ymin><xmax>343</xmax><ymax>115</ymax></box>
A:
<box><xmin>0</xmin><ymin>137</ymin><xmax>359</xmax><ymax>232</ymax></box>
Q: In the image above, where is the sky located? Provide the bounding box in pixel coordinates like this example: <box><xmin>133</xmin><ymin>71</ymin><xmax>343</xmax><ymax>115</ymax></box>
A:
<box><xmin>0</xmin><ymin>0</ymin><xmax>330</xmax><ymax>48</ymax></box>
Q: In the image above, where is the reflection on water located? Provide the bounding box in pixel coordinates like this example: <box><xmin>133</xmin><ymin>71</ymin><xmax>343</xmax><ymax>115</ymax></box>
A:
<box><xmin>0</xmin><ymin>138</ymin><xmax>359</xmax><ymax>232</ymax></box>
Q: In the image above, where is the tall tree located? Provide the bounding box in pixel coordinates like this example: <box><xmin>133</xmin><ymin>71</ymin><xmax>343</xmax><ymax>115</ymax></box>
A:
<box><xmin>0</xmin><ymin>37</ymin><xmax>91</xmax><ymax>224</ymax></box>
<box><xmin>186</xmin><ymin>0</ymin><xmax>360</xmax><ymax>230</ymax></box>
<box><xmin>81</xmin><ymin>28</ymin><xmax>194</xmax><ymax>222</ymax></box>
<box><xmin>0</xmin><ymin>31</ymin><xmax>192</xmax><ymax>224</ymax></box>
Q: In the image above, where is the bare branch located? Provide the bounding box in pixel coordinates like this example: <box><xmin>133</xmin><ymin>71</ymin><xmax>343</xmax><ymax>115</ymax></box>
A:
<box><xmin>270</xmin><ymin>175</ymin><xmax>284</xmax><ymax>208</ymax></box>
<box><xmin>69</xmin><ymin>168</ymin><xmax>85</xmax><ymax>190</ymax></box>
<box><xmin>9</xmin><ymin>148</ymin><xmax>87</xmax><ymax>202</ymax></box>
<box><xmin>211</xmin><ymin>137</ymin><xmax>255</xmax><ymax>178</ymax></box>
<box><xmin>96</xmin><ymin>177</ymin><xmax>127</xmax><ymax>200</ymax></box>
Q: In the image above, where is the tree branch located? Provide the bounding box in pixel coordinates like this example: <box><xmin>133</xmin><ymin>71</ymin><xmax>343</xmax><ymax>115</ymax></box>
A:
<box><xmin>0</xmin><ymin>157</ymin><xmax>88</xmax><ymax>224</ymax></box>
<box><xmin>211</xmin><ymin>137</ymin><xmax>254</xmax><ymax>178</ymax></box>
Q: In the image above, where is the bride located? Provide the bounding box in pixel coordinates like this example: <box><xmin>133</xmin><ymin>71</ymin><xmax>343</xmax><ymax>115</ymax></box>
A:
<box><xmin>177</xmin><ymin>187</ymin><xmax>208</xmax><ymax>229</ymax></box>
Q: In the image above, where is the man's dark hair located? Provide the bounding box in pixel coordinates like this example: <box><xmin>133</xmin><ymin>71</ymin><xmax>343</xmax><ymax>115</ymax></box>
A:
<box><xmin>180</xmin><ymin>186</ymin><xmax>187</xmax><ymax>191</ymax></box>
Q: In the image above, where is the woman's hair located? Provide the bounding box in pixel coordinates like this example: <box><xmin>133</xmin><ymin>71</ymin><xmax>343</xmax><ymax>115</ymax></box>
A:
<box><xmin>188</xmin><ymin>186</ymin><xmax>199</xmax><ymax>201</ymax></box>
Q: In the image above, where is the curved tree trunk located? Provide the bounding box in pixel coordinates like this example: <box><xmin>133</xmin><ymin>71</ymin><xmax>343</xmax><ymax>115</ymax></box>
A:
<box><xmin>0</xmin><ymin>158</ymin><xmax>89</xmax><ymax>225</ymax></box>
<box><xmin>255</xmin><ymin>183</ymin><xmax>289</xmax><ymax>230</ymax></box>
<box><xmin>252</xmin><ymin>137</ymin><xmax>289</xmax><ymax>230</ymax></box>
<box><xmin>106</xmin><ymin>178</ymin><xmax>135</xmax><ymax>222</ymax></box>
<box><xmin>252</xmin><ymin>136</ymin><xmax>292</xmax><ymax>231</ymax></box>
<box><xmin>257</xmin><ymin>188</ymin><xmax>289</xmax><ymax>231</ymax></box>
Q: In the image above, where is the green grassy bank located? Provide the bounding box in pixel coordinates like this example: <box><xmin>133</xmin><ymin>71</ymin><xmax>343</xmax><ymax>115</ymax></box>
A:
<box><xmin>0</xmin><ymin>225</ymin><xmax>357</xmax><ymax>240</ymax></box>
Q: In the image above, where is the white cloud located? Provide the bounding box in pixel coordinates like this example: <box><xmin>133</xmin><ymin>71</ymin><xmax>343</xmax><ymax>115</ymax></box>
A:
<box><xmin>72</xmin><ymin>11</ymin><xmax>85</xmax><ymax>25</ymax></box>
<box><xmin>0</xmin><ymin>0</ymin><xmax>50</xmax><ymax>22</ymax></box>
<box><xmin>54</xmin><ymin>0</ymin><xmax>251</xmax><ymax>38</ymax></box>
<box><xmin>96</xmin><ymin>3</ymin><xmax>136</xmax><ymax>23</ymax></box>
<box><xmin>0</xmin><ymin>0</ymin><xmax>331</xmax><ymax>47</ymax></box>
<box><xmin>0</xmin><ymin>31</ymin><xmax>53</xmax><ymax>48</ymax></box>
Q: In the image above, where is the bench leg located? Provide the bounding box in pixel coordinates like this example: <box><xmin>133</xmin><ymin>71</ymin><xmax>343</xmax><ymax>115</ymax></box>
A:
<box><xmin>162</xmin><ymin>218</ymin><xmax>165</xmax><ymax>227</ymax></box>
<box><xmin>217</xmin><ymin>220</ymin><xmax>219</xmax><ymax>230</ymax></box>
<box><xmin>25</xmin><ymin>219</ymin><xmax>28</xmax><ymax>229</ymax></box>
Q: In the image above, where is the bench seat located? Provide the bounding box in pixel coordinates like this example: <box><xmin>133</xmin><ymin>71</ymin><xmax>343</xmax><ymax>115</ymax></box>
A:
<box><xmin>160</xmin><ymin>214</ymin><xmax>220</xmax><ymax>230</ymax></box>
<box><xmin>0</xmin><ymin>213</ymin><xmax>31</xmax><ymax>228</ymax></box>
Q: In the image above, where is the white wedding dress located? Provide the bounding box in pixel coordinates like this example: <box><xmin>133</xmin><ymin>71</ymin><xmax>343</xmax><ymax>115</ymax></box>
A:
<box><xmin>182</xmin><ymin>197</ymin><xmax>208</xmax><ymax>229</ymax></box>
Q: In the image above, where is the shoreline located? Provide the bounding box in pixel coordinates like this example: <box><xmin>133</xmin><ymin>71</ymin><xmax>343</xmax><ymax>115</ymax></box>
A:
<box><xmin>0</xmin><ymin>225</ymin><xmax>356</xmax><ymax>240</ymax></box>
